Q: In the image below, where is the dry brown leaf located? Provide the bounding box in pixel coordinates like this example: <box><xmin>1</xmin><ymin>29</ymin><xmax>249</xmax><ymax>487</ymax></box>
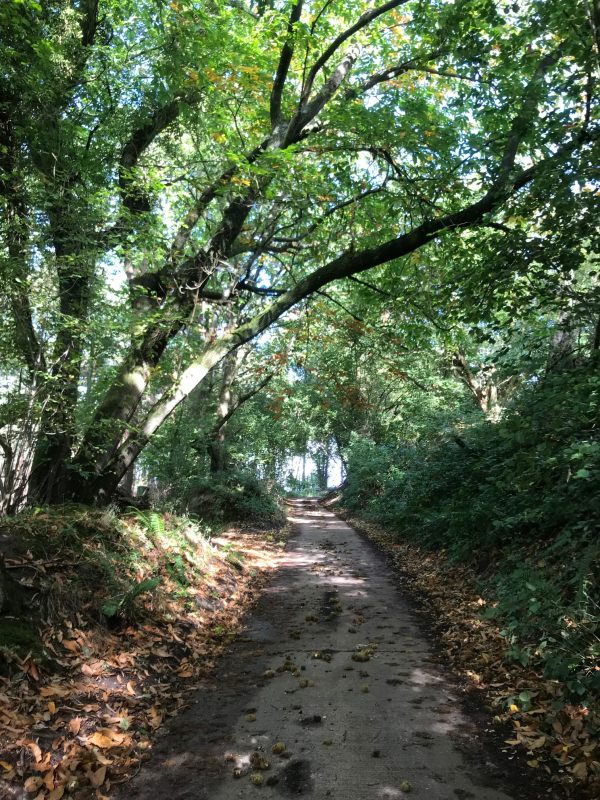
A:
<box><xmin>87</xmin><ymin>732</ymin><xmax>117</xmax><ymax>749</ymax></box>
<box><xmin>87</xmin><ymin>729</ymin><xmax>128</xmax><ymax>749</ymax></box>
<box><xmin>39</xmin><ymin>686</ymin><xmax>70</xmax><ymax>698</ymax></box>
<box><xmin>529</xmin><ymin>736</ymin><xmax>546</xmax><ymax>750</ymax></box>
<box><xmin>81</xmin><ymin>660</ymin><xmax>104</xmax><ymax>676</ymax></box>
<box><xmin>68</xmin><ymin>717</ymin><xmax>81</xmax><ymax>735</ymax></box>
<box><xmin>147</xmin><ymin>707</ymin><xmax>163</xmax><ymax>729</ymax></box>
<box><xmin>176</xmin><ymin>666</ymin><xmax>193</xmax><ymax>678</ymax></box>
<box><xmin>48</xmin><ymin>786</ymin><xmax>65</xmax><ymax>800</ymax></box>
<box><xmin>24</xmin><ymin>775</ymin><xmax>44</xmax><ymax>793</ymax></box>
<box><xmin>90</xmin><ymin>765</ymin><xmax>107</xmax><ymax>787</ymax></box>
<box><xmin>25</xmin><ymin>660</ymin><xmax>41</xmax><ymax>681</ymax></box>
<box><xmin>572</xmin><ymin>762</ymin><xmax>588</xmax><ymax>779</ymax></box>
<box><xmin>26</xmin><ymin>741</ymin><xmax>43</xmax><ymax>762</ymax></box>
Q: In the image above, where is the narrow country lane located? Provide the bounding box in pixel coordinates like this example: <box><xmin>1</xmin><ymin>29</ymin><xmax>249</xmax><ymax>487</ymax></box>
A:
<box><xmin>117</xmin><ymin>501</ymin><xmax>521</xmax><ymax>800</ymax></box>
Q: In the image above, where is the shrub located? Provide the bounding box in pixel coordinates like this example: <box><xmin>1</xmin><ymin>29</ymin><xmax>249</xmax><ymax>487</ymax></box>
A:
<box><xmin>185</xmin><ymin>470</ymin><xmax>285</xmax><ymax>528</ymax></box>
<box><xmin>342</xmin><ymin>366</ymin><xmax>600</xmax><ymax>699</ymax></box>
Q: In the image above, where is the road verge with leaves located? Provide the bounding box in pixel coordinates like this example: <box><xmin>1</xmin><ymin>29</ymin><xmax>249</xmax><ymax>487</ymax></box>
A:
<box><xmin>0</xmin><ymin>507</ymin><xmax>288</xmax><ymax>799</ymax></box>
<box><xmin>333</xmin><ymin>508</ymin><xmax>599</xmax><ymax>799</ymax></box>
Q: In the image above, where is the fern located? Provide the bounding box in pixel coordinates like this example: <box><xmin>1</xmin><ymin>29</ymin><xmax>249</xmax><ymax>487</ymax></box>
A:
<box><xmin>101</xmin><ymin>577</ymin><xmax>161</xmax><ymax>620</ymax></box>
<box><xmin>148</xmin><ymin>512</ymin><xmax>165</xmax><ymax>538</ymax></box>
<box><xmin>128</xmin><ymin>508</ymin><xmax>166</xmax><ymax>540</ymax></box>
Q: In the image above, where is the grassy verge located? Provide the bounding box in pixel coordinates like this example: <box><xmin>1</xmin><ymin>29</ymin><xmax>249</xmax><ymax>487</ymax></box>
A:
<box><xmin>0</xmin><ymin>506</ymin><xmax>289</xmax><ymax>799</ymax></box>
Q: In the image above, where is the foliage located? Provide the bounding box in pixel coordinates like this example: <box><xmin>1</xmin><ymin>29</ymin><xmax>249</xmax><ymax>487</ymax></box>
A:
<box><xmin>342</xmin><ymin>363</ymin><xmax>600</xmax><ymax>698</ymax></box>
<box><xmin>101</xmin><ymin>577</ymin><xmax>162</xmax><ymax>621</ymax></box>
<box><xmin>184</xmin><ymin>469</ymin><xmax>286</xmax><ymax>528</ymax></box>
<box><xmin>1</xmin><ymin>0</ymin><xmax>597</xmax><ymax>505</ymax></box>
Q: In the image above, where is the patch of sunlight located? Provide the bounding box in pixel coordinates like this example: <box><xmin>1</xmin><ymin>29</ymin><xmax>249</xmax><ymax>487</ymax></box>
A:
<box><xmin>279</xmin><ymin>551</ymin><xmax>326</xmax><ymax>569</ymax></box>
<box><xmin>430</xmin><ymin>719</ymin><xmax>457</xmax><ymax>734</ymax></box>
<box><xmin>378</xmin><ymin>787</ymin><xmax>403</xmax><ymax>798</ymax></box>
<box><xmin>326</xmin><ymin>576</ymin><xmax>365</xmax><ymax>587</ymax></box>
<box><xmin>410</xmin><ymin>667</ymin><xmax>444</xmax><ymax>686</ymax></box>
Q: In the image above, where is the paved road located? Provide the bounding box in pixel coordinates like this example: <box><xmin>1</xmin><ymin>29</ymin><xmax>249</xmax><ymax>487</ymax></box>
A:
<box><xmin>119</xmin><ymin>501</ymin><xmax>518</xmax><ymax>800</ymax></box>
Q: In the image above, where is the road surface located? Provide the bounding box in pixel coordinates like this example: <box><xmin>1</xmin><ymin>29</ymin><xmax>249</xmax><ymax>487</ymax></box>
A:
<box><xmin>118</xmin><ymin>501</ymin><xmax>522</xmax><ymax>800</ymax></box>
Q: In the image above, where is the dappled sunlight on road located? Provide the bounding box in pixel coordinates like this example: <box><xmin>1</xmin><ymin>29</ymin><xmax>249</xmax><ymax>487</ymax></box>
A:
<box><xmin>117</xmin><ymin>501</ymin><xmax>518</xmax><ymax>800</ymax></box>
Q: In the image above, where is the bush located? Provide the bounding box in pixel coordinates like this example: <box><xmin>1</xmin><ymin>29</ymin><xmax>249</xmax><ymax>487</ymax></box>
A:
<box><xmin>185</xmin><ymin>470</ymin><xmax>285</xmax><ymax>528</ymax></box>
<box><xmin>342</xmin><ymin>366</ymin><xmax>600</xmax><ymax>699</ymax></box>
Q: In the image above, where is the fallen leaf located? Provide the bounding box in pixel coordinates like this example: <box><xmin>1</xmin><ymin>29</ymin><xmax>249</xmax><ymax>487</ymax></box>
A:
<box><xmin>176</xmin><ymin>666</ymin><xmax>194</xmax><ymax>678</ymax></box>
<box><xmin>26</xmin><ymin>740</ymin><xmax>43</xmax><ymax>762</ymax></box>
<box><xmin>90</xmin><ymin>765</ymin><xmax>107</xmax><ymax>787</ymax></box>
<box><xmin>87</xmin><ymin>729</ymin><xmax>128</xmax><ymax>748</ymax></box>
<box><xmin>81</xmin><ymin>660</ymin><xmax>104</xmax><ymax>676</ymax></box>
<box><xmin>529</xmin><ymin>736</ymin><xmax>546</xmax><ymax>750</ymax></box>
<box><xmin>69</xmin><ymin>717</ymin><xmax>82</xmax><ymax>735</ymax></box>
<box><xmin>39</xmin><ymin>686</ymin><xmax>70</xmax><ymax>698</ymax></box>
<box><xmin>24</xmin><ymin>776</ymin><xmax>43</xmax><ymax>793</ymax></box>
<box><xmin>572</xmin><ymin>762</ymin><xmax>588</xmax><ymax>779</ymax></box>
<box><xmin>26</xmin><ymin>660</ymin><xmax>41</xmax><ymax>681</ymax></box>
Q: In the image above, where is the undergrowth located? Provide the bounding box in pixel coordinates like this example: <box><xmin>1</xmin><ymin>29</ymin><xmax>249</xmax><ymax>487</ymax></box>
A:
<box><xmin>342</xmin><ymin>365</ymin><xmax>600</xmax><ymax>701</ymax></box>
<box><xmin>0</xmin><ymin>505</ymin><xmax>223</xmax><ymax>662</ymax></box>
<box><xmin>0</xmin><ymin>503</ymin><xmax>287</xmax><ymax>796</ymax></box>
<box><xmin>184</xmin><ymin>468</ymin><xmax>286</xmax><ymax>528</ymax></box>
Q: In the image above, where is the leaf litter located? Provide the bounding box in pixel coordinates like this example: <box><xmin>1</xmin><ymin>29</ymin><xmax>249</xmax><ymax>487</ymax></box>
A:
<box><xmin>0</xmin><ymin>508</ymin><xmax>289</xmax><ymax>799</ymax></box>
<box><xmin>340</xmin><ymin>512</ymin><xmax>600</xmax><ymax>799</ymax></box>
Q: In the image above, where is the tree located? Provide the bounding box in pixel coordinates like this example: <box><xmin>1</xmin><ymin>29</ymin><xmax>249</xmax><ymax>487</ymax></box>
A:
<box><xmin>0</xmin><ymin>0</ymin><xmax>598</xmax><ymax>507</ymax></box>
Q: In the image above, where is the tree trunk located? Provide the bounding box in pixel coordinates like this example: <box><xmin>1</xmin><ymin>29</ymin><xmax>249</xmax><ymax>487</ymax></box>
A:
<box><xmin>29</xmin><ymin>230</ymin><xmax>95</xmax><ymax>504</ymax></box>
<box><xmin>207</xmin><ymin>353</ymin><xmax>239</xmax><ymax>474</ymax></box>
<box><xmin>452</xmin><ymin>352</ymin><xmax>503</xmax><ymax>421</ymax></box>
<box><xmin>315</xmin><ymin>443</ymin><xmax>330</xmax><ymax>491</ymax></box>
<box><xmin>119</xmin><ymin>464</ymin><xmax>135</xmax><ymax>497</ymax></box>
<box><xmin>546</xmin><ymin>312</ymin><xmax>580</xmax><ymax>372</ymax></box>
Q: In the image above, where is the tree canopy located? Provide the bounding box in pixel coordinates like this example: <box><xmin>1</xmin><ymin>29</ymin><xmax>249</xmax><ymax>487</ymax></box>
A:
<box><xmin>0</xmin><ymin>0</ymin><xmax>598</xmax><ymax>507</ymax></box>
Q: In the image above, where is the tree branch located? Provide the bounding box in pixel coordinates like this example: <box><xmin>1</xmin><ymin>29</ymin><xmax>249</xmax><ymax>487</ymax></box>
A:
<box><xmin>270</xmin><ymin>1</ymin><xmax>304</xmax><ymax>128</ymax></box>
<box><xmin>214</xmin><ymin>372</ymin><xmax>275</xmax><ymax>433</ymax></box>
<box><xmin>77</xmin><ymin>0</ymin><xmax>99</xmax><ymax>48</ymax></box>
<box><xmin>118</xmin><ymin>100</ymin><xmax>181</xmax><ymax>214</ymax></box>
<box><xmin>121</xmin><ymin>119</ymin><xmax>595</xmax><ymax>471</ymax></box>
<box><xmin>300</xmin><ymin>0</ymin><xmax>409</xmax><ymax>103</ymax></box>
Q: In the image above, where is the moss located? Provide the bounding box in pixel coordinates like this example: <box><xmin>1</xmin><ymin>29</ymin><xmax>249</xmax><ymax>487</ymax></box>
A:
<box><xmin>0</xmin><ymin>618</ymin><xmax>41</xmax><ymax>656</ymax></box>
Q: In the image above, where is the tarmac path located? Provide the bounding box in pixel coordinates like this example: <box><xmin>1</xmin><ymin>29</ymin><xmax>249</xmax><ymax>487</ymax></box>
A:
<box><xmin>118</xmin><ymin>500</ymin><xmax>521</xmax><ymax>800</ymax></box>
